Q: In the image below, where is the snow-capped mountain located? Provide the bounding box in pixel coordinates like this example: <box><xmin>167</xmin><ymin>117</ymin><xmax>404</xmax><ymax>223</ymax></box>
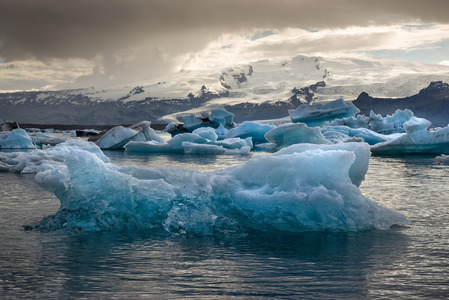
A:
<box><xmin>2</xmin><ymin>55</ymin><xmax>449</xmax><ymax>125</ymax></box>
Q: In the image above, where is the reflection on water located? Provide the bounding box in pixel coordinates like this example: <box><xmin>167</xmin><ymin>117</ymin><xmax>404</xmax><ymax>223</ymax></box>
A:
<box><xmin>1</xmin><ymin>153</ymin><xmax>449</xmax><ymax>298</ymax></box>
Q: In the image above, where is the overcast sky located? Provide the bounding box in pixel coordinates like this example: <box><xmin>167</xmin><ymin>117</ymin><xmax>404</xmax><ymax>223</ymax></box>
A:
<box><xmin>1</xmin><ymin>0</ymin><xmax>449</xmax><ymax>92</ymax></box>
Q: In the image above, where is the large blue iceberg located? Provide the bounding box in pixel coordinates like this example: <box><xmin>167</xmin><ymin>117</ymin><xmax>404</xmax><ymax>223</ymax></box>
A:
<box><xmin>1</xmin><ymin>139</ymin><xmax>408</xmax><ymax>233</ymax></box>
<box><xmin>289</xmin><ymin>98</ymin><xmax>360</xmax><ymax>127</ymax></box>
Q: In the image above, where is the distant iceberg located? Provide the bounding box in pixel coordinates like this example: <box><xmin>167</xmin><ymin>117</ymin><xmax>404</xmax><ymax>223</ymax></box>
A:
<box><xmin>226</xmin><ymin>121</ymin><xmax>276</xmax><ymax>144</ymax></box>
<box><xmin>265</xmin><ymin>123</ymin><xmax>330</xmax><ymax>147</ymax></box>
<box><xmin>289</xmin><ymin>98</ymin><xmax>360</xmax><ymax>127</ymax></box>
<box><xmin>95</xmin><ymin>121</ymin><xmax>164</xmax><ymax>150</ymax></box>
<box><xmin>0</xmin><ymin>139</ymin><xmax>408</xmax><ymax>233</ymax></box>
<box><xmin>321</xmin><ymin>126</ymin><xmax>396</xmax><ymax>145</ymax></box>
<box><xmin>326</xmin><ymin>109</ymin><xmax>415</xmax><ymax>135</ymax></box>
<box><xmin>371</xmin><ymin>118</ymin><xmax>449</xmax><ymax>155</ymax></box>
<box><xmin>125</xmin><ymin>127</ymin><xmax>252</xmax><ymax>154</ymax></box>
<box><xmin>0</xmin><ymin>129</ymin><xmax>36</xmax><ymax>149</ymax></box>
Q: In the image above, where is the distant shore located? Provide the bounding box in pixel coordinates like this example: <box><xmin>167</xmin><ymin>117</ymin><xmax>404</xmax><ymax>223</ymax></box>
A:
<box><xmin>19</xmin><ymin>123</ymin><xmax>168</xmax><ymax>131</ymax></box>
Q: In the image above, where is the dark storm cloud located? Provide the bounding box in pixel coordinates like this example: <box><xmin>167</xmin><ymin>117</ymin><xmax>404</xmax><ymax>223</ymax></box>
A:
<box><xmin>1</xmin><ymin>0</ymin><xmax>449</xmax><ymax>90</ymax></box>
<box><xmin>1</xmin><ymin>0</ymin><xmax>448</xmax><ymax>62</ymax></box>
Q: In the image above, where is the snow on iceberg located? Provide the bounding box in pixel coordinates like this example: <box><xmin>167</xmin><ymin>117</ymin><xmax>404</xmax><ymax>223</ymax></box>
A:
<box><xmin>95</xmin><ymin>121</ymin><xmax>164</xmax><ymax>150</ymax></box>
<box><xmin>0</xmin><ymin>129</ymin><xmax>36</xmax><ymax>149</ymax></box>
<box><xmin>226</xmin><ymin>121</ymin><xmax>276</xmax><ymax>144</ymax></box>
<box><xmin>289</xmin><ymin>98</ymin><xmax>360</xmax><ymax>127</ymax></box>
<box><xmin>371</xmin><ymin>124</ymin><xmax>449</xmax><ymax>155</ymax></box>
<box><xmin>265</xmin><ymin>123</ymin><xmax>331</xmax><ymax>147</ymax></box>
<box><xmin>3</xmin><ymin>139</ymin><xmax>408</xmax><ymax>233</ymax></box>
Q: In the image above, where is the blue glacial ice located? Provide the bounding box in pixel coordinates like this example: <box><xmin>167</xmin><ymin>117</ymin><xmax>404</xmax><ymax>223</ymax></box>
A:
<box><xmin>1</xmin><ymin>139</ymin><xmax>408</xmax><ymax>233</ymax></box>
<box><xmin>265</xmin><ymin>123</ymin><xmax>331</xmax><ymax>147</ymax></box>
<box><xmin>226</xmin><ymin>121</ymin><xmax>276</xmax><ymax>144</ymax></box>
<box><xmin>95</xmin><ymin>121</ymin><xmax>164</xmax><ymax>149</ymax></box>
<box><xmin>0</xmin><ymin>129</ymin><xmax>36</xmax><ymax>149</ymax></box>
<box><xmin>30</xmin><ymin>132</ymin><xmax>68</xmax><ymax>147</ymax></box>
<box><xmin>125</xmin><ymin>127</ymin><xmax>252</xmax><ymax>155</ymax></box>
<box><xmin>321</xmin><ymin>126</ymin><xmax>396</xmax><ymax>145</ymax></box>
<box><xmin>371</xmin><ymin>119</ymin><xmax>449</xmax><ymax>155</ymax></box>
<box><xmin>182</xmin><ymin>108</ymin><xmax>235</xmax><ymax>132</ymax></box>
<box><xmin>327</xmin><ymin>109</ymin><xmax>415</xmax><ymax>135</ymax></box>
<box><xmin>289</xmin><ymin>98</ymin><xmax>360</xmax><ymax>127</ymax></box>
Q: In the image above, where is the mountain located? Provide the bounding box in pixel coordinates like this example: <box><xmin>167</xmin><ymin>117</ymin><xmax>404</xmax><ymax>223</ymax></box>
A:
<box><xmin>1</xmin><ymin>55</ymin><xmax>449</xmax><ymax>125</ymax></box>
<box><xmin>353</xmin><ymin>81</ymin><xmax>449</xmax><ymax>127</ymax></box>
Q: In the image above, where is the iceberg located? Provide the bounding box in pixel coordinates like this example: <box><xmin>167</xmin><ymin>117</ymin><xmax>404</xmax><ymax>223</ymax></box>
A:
<box><xmin>192</xmin><ymin>127</ymin><xmax>218</xmax><ymax>143</ymax></box>
<box><xmin>226</xmin><ymin>121</ymin><xmax>276</xmax><ymax>144</ymax></box>
<box><xmin>209</xmin><ymin>108</ymin><xmax>235</xmax><ymax>128</ymax></box>
<box><xmin>325</xmin><ymin>109</ymin><xmax>416</xmax><ymax>135</ymax></box>
<box><xmin>265</xmin><ymin>123</ymin><xmax>330</xmax><ymax>147</ymax></box>
<box><xmin>369</xmin><ymin>109</ymin><xmax>414</xmax><ymax>134</ymax></box>
<box><xmin>182</xmin><ymin>108</ymin><xmax>235</xmax><ymax>132</ymax></box>
<box><xmin>321</xmin><ymin>126</ymin><xmax>394</xmax><ymax>145</ymax></box>
<box><xmin>371</xmin><ymin>124</ymin><xmax>449</xmax><ymax>155</ymax></box>
<box><xmin>125</xmin><ymin>130</ymin><xmax>252</xmax><ymax>154</ymax></box>
<box><xmin>403</xmin><ymin>117</ymin><xmax>432</xmax><ymax>134</ymax></box>
<box><xmin>289</xmin><ymin>98</ymin><xmax>360</xmax><ymax>127</ymax></box>
<box><xmin>125</xmin><ymin>133</ymin><xmax>206</xmax><ymax>153</ymax></box>
<box><xmin>1</xmin><ymin>139</ymin><xmax>408</xmax><ymax>233</ymax></box>
<box><xmin>325</xmin><ymin>114</ymin><xmax>370</xmax><ymax>129</ymax></box>
<box><xmin>182</xmin><ymin>142</ymin><xmax>251</xmax><ymax>155</ymax></box>
<box><xmin>31</xmin><ymin>132</ymin><xmax>68</xmax><ymax>147</ymax></box>
<box><xmin>95</xmin><ymin>121</ymin><xmax>164</xmax><ymax>150</ymax></box>
<box><xmin>273</xmin><ymin>142</ymin><xmax>371</xmax><ymax>187</ymax></box>
<box><xmin>0</xmin><ymin>129</ymin><xmax>36</xmax><ymax>149</ymax></box>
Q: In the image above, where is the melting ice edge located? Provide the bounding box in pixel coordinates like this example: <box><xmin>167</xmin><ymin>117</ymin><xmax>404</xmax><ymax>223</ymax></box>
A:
<box><xmin>1</xmin><ymin>139</ymin><xmax>408</xmax><ymax>234</ymax></box>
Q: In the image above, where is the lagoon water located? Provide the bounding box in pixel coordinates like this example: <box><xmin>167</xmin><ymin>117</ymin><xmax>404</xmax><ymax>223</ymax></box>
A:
<box><xmin>1</xmin><ymin>150</ymin><xmax>449</xmax><ymax>299</ymax></box>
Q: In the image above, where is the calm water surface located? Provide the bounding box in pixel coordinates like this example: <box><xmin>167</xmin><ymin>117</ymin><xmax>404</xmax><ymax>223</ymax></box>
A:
<box><xmin>1</xmin><ymin>151</ymin><xmax>449</xmax><ymax>299</ymax></box>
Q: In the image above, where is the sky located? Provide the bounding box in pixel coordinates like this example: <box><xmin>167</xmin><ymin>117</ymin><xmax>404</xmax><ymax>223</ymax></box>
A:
<box><xmin>1</xmin><ymin>0</ymin><xmax>449</xmax><ymax>92</ymax></box>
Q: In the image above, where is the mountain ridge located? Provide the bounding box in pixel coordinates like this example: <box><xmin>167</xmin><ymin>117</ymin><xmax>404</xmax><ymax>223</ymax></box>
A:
<box><xmin>1</xmin><ymin>55</ymin><xmax>449</xmax><ymax>125</ymax></box>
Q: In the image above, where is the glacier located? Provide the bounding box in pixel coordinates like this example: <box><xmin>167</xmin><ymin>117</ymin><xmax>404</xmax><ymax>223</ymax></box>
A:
<box><xmin>0</xmin><ymin>139</ymin><xmax>408</xmax><ymax>233</ymax></box>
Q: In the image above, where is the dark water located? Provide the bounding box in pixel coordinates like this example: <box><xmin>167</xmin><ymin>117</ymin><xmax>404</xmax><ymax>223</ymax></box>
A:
<box><xmin>1</xmin><ymin>153</ymin><xmax>449</xmax><ymax>299</ymax></box>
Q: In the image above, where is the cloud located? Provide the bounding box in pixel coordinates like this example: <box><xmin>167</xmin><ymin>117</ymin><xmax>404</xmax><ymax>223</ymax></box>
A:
<box><xmin>1</xmin><ymin>0</ymin><xmax>449</xmax><ymax>90</ymax></box>
<box><xmin>440</xmin><ymin>61</ymin><xmax>449</xmax><ymax>66</ymax></box>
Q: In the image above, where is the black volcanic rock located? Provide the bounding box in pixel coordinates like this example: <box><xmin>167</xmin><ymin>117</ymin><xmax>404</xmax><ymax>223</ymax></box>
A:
<box><xmin>352</xmin><ymin>81</ymin><xmax>449</xmax><ymax>126</ymax></box>
<box><xmin>291</xmin><ymin>81</ymin><xmax>326</xmax><ymax>104</ymax></box>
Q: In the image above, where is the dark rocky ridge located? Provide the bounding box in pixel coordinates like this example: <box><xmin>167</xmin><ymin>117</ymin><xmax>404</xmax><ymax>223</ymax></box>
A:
<box><xmin>352</xmin><ymin>81</ymin><xmax>449</xmax><ymax>126</ymax></box>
